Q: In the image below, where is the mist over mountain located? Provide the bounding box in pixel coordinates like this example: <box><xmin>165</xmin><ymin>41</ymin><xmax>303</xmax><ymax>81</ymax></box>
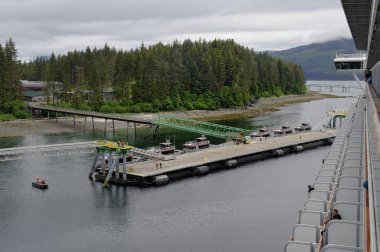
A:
<box><xmin>270</xmin><ymin>38</ymin><xmax>358</xmax><ymax>80</ymax></box>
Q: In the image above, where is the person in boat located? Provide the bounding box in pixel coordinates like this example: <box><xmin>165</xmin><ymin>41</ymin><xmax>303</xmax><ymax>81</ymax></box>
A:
<box><xmin>308</xmin><ymin>185</ymin><xmax>314</xmax><ymax>193</ymax></box>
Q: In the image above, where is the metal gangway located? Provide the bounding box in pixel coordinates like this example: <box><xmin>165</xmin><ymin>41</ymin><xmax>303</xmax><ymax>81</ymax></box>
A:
<box><xmin>313</xmin><ymin>109</ymin><xmax>347</xmax><ymax>131</ymax></box>
<box><xmin>130</xmin><ymin>147</ymin><xmax>164</xmax><ymax>160</ymax></box>
<box><xmin>0</xmin><ymin>141</ymin><xmax>97</xmax><ymax>161</ymax></box>
<box><xmin>153</xmin><ymin>114</ymin><xmax>250</xmax><ymax>139</ymax></box>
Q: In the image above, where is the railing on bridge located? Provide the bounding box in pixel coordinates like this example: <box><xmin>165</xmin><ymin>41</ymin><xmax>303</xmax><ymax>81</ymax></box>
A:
<box><xmin>0</xmin><ymin>141</ymin><xmax>97</xmax><ymax>161</ymax></box>
<box><xmin>313</xmin><ymin>109</ymin><xmax>347</xmax><ymax>131</ymax></box>
<box><xmin>153</xmin><ymin>114</ymin><xmax>250</xmax><ymax>139</ymax></box>
<box><xmin>130</xmin><ymin>147</ymin><xmax>164</xmax><ymax>160</ymax></box>
<box><xmin>28</xmin><ymin>102</ymin><xmax>153</xmax><ymax>125</ymax></box>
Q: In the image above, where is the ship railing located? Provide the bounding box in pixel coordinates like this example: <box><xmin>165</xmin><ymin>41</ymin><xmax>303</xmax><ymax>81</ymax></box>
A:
<box><xmin>335</xmin><ymin>53</ymin><xmax>367</xmax><ymax>59</ymax></box>
<box><xmin>285</xmin><ymin>97</ymin><xmax>365</xmax><ymax>251</ymax></box>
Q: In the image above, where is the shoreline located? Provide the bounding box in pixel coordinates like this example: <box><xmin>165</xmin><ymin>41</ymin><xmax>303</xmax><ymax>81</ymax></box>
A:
<box><xmin>164</xmin><ymin>92</ymin><xmax>339</xmax><ymax>121</ymax></box>
<box><xmin>0</xmin><ymin>92</ymin><xmax>341</xmax><ymax>138</ymax></box>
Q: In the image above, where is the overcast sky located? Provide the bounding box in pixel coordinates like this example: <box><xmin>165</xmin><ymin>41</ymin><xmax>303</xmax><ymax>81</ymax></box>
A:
<box><xmin>0</xmin><ymin>0</ymin><xmax>352</xmax><ymax>60</ymax></box>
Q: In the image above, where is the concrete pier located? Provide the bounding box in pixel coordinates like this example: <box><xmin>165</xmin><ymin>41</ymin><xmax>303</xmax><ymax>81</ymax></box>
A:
<box><xmin>94</xmin><ymin>130</ymin><xmax>336</xmax><ymax>186</ymax></box>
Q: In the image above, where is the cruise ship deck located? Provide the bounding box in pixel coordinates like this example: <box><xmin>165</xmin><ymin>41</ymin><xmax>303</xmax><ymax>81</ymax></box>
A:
<box><xmin>285</xmin><ymin>1</ymin><xmax>380</xmax><ymax>251</ymax></box>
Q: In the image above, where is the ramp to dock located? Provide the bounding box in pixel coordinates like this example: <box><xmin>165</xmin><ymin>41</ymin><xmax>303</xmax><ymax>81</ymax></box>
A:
<box><xmin>153</xmin><ymin>114</ymin><xmax>250</xmax><ymax>139</ymax></box>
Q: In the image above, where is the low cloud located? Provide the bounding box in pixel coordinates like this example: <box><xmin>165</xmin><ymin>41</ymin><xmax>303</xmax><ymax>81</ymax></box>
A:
<box><xmin>0</xmin><ymin>0</ymin><xmax>352</xmax><ymax>59</ymax></box>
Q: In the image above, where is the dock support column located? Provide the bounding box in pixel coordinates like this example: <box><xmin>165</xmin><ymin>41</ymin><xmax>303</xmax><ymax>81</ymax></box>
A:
<box><xmin>89</xmin><ymin>148</ymin><xmax>100</xmax><ymax>179</ymax></box>
<box><xmin>73</xmin><ymin>114</ymin><xmax>76</xmax><ymax>126</ymax></box>
<box><xmin>47</xmin><ymin>111</ymin><xmax>49</xmax><ymax>119</ymax></box>
<box><xmin>56</xmin><ymin>112</ymin><xmax>58</xmax><ymax>123</ymax></box>
<box><xmin>30</xmin><ymin>108</ymin><xmax>33</xmax><ymax>119</ymax></box>
<box><xmin>126</xmin><ymin>122</ymin><xmax>129</xmax><ymax>139</ymax></box>
<box><xmin>152</xmin><ymin>125</ymin><xmax>159</xmax><ymax>139</ymax></box>
<box><xmin>107</xmin><ymin>150</ymin><xmax>112</xmax><ymax>171</ymax></box>
<box><xmin>84</xmin><ymin>116</ymin><xmax>87</xmax><ymax>132</ymax></box>
<box><xmin>103</xmin><ymin>153</ymin><xmax>117</xmax><ymax>186</ymax></box>
<box><xmin>92</xmin><ymin>117</ymin><xmax>95</xmax><ymax>133</ymax></box>
<box><xmin>115</xmin><ymin>155</ymin><xmax>120</xmax><ymax>180</ymax></box>
<box><xmin>65</xmin><ymin>113</ymin><xmax>67</xmax><ymax>124</ymax></box>
<box><xmin>104</xmin><ymin>119</ymin><xmax>107</xmax><ymax>137</ymax></box>
<box><xmin>112</xmin><ymin>120</ymin><xmax>115</xmax><ymax>137</ymax></box>
<box><xmin>134</xmin><ymin>122</ymin><xmax>137</xmax><ymax>139</ymax></box>
<box><xmin>101</xmin><ymin>150</ymin><xmax>107</xmax><ymax>175</ymax></box>
<box><xmin>122</xmin><ymin>153</ymin><xmax>127</xmax><ymax>181</ymax></box>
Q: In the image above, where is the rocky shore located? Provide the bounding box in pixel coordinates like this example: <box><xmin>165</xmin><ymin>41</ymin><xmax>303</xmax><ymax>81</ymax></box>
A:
<box><xmin>0</xmin><ymin>92</ymin><xmax>339</xmax><ymax>137</ymax></box>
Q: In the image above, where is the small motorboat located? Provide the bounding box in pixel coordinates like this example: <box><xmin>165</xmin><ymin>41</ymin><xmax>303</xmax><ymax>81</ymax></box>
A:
<box><xmin>273</xmin><ymin>125</ymin><xmax>293</xmax><ymax>135</ymax></box>
<box><xmin>249</xmin><ymin>126</ymin><xmax>271</xmax><ymax>138</ymax></box>
<box><xmin>147</xmin><ymin>138</ymin><xmax>176</xmax><ymax>155</ymax></box>
<box><xmin>32</xmin><ymin>178</ymin><xmax>48</xmax><ymax>189</ymax></box>
<box><xmin>183</xmin><ymin>135</ymin><xmax>211</xmax><ymax>152</ymax></box>
<box><xmin>294</xmin><ymin>122</ymin><xmax>312</xmax><ymax>131</ymax></box>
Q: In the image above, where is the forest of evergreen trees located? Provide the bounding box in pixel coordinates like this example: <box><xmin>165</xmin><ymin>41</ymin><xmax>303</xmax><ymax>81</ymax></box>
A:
<box><xmin>20</xmin><ymin>39</ymin><xmax>306</xmax><ymax>113</ymax></box>
<box><xmin>0</xmin><ymin>38</ymin><xmax>29</xmax><ymax>120</ymax></box>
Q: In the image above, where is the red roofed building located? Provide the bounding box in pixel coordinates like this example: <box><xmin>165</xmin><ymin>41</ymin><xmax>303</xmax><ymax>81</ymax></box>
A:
<box><xmin>20</xmin><ymin>80</ymin><xmax>46</xmax><ymax>101</ymax></box>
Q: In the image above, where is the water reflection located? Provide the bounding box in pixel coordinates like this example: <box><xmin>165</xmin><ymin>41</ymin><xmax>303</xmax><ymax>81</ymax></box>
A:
<box><xmin>0</xmin><ymin>136</ymin><xmax>24</xmax><ymax>148</ymax></box>
<box><xmin>89</xmin><ymin>180</ymin><xmax>129</xmax><ymax>209</ymax></box>
<box><xmin>0</xmin><ymin>89</ymin><xmax>362</xmax><ymax>252</ymax></box>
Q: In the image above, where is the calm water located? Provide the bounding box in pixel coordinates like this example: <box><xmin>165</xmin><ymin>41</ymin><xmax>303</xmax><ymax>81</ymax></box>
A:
<box><xmin>0</xmin><ymin>86</ymin><xmax>360</xmax><ymax>252</ymax></box>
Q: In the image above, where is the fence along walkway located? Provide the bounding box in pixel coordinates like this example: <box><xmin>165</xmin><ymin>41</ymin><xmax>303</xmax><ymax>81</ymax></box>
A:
<box><xmin>313</xmin><ymin>109</ymin><xmax>347</xmax><ymax>131</ymax></box>
<box><xmin>285</xmin><ymin>91</ymin><xmax>380</xmax><ymax>251</ymax></box>
<box><xmin>28</xmin><ymin>102</ymin><xmax>153</xmax><ymax>125</ymax></box>
<box><xmin>0</xmin><ymin>141</ymin><xmax>97</xmax><ymax>161</ymax></box>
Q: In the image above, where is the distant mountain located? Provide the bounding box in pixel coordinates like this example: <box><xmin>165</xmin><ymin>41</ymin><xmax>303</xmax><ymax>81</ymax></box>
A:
<box><xmin>270</xmin><ymin>38</ymin><xmax>357</xmax><ymax>80</ymax></box>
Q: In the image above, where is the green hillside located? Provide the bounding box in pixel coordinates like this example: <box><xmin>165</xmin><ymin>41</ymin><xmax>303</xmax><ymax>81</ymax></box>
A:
<box><xmin>21</xmin><ymin>39</ymin><xmax>306</xmax><ymax>112</ymax></box>
<box><xmin>271</xmin><ymin>38</ymin><xmax>357</xmax><ymax>80</ymax></box>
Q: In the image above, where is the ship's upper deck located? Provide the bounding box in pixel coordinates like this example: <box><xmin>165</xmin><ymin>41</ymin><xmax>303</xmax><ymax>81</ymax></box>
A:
<box><xmin>341</xmin><ymin>0</ymin><xmax>380</xmax><ymax>68</ymax></box>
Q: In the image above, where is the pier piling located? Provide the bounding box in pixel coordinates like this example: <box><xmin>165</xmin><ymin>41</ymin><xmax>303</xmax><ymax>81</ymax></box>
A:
<box><xmin>92</xmin><ymin>117</ymin><xmax>95</xmax><ymax>133</ymax></box>
<box><xmin>113</xmin><ymin>120</ymin><xmax>115</xmax><ymax>137</ymax></box>
<box><xmin>104</xmin><ymin>119</ymin><xmax>107</xmax><ymax>137</ymax></box>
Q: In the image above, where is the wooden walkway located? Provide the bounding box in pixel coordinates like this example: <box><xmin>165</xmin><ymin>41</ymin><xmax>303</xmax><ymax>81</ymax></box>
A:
<box><xmin>0</xmin><ymin>141</ymin><xmax>97</xmax><ymax>161</ymax></box>
<box><xmin>126</xmin><ymin>130</ymin><xmax>336</xmax><ymax>178</ymax></box>
<box><xmin>28</xmin><ymin>102</ymin><xmax>153</xmax><ymax>125</ymax></box>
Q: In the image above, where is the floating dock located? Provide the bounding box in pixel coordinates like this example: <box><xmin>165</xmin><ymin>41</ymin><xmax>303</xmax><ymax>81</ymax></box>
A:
<box><xmin>93</xmin><ymin>130</ymin><xmax>336</xmax><ymax>187</ymax></box>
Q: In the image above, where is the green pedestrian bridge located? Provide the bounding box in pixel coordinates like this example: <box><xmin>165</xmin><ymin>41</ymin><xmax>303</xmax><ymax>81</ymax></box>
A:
<box><xmin>153</xmin><ymin>114</ymin><xmax>250</xmax><ymax>139</ymax></box>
